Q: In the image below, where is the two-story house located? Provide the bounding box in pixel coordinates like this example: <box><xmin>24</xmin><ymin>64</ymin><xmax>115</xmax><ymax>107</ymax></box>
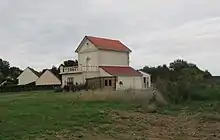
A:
<box><xmin>60</xmin><ymin>36</ymin><xmax>151</xmax><ymax>90</ymax></box>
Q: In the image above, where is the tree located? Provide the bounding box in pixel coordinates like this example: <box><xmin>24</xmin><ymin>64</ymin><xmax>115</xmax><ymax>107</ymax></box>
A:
<box><xmin>0</xmin><ymin>59</ymin><xmax>10</xmax><ymax>76</ymax></box>
<box><xmin>63</xmin><ymin>60</ymin><xmax>78</xmax><ymax>67</ymax></box>
<box><xmin>40</xmin><ymin>66</ymin><xmax>61</xmax><ymax>79</ymax></box>
<box><xmin>9</xmin><ymin>67</ymin><xmax>22</xmax><ymax>79</ymax></box>
<box><xmin>169</xmin><ymin>59</ymin><xmax>190</xmax><ymax>72</ymax></box>
<box><xmin>51</xmin><ymin>66</ymin><xmax>60</xmax><ymax>78</ymax></box>
<box><xmin>141</xmin><ymin>64</ymin><xmax>170</xmax><ymax>82</ymax></box>
<box><xmin>203</xmin><ymin>70</ymin><xmax>212</xmax><ymax>79</ymax></box>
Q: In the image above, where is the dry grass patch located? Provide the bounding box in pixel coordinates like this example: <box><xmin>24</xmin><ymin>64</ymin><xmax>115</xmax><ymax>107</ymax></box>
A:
<box><xmin>75</xmin><ymin>88</ymin><xmax>167</xmax><ymax>105</ymax></box>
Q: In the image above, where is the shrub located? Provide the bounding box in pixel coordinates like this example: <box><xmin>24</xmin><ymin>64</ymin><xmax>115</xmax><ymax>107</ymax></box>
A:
<box><xmin>155</xmin><ymin>78</ymin><xmax>220</xmax><ymax>104</ymax></box>
<box><xmin>0</xmin><ymin>84</ymin><xmax>60</xmax><ymax>93</ymax></box>
<box><xmin>54</xmin><ymin>87</ymin><xmax>63</xmax><ymax>93</ymax></box>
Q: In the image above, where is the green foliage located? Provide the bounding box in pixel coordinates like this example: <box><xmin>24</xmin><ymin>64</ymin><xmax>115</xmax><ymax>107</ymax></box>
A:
<box><xmin>141</xmin><ymin>59</ymin><xmax>219</xmax><ymax>104</ymax></box>
<box><xmin>158</xmin><ymin>101</ymin><xmax>220</xmax><ymax>116</ymax></box>
<box><xmin>0</xmin><ymin>58</ymin><xmax>22</xmax><ymax>84</ymax></box>
<box><xmin>60</xmin><ymin>60</ymin><xmax>78</xmax><ymax>67</ymax></box>
<box><xmin>0</xmin><ymin>84</ymin><xmax>60</xmax><ymax>93</ymax></box>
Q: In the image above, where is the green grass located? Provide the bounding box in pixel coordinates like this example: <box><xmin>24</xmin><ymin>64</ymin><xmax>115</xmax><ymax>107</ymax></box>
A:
<box><xmin>0</xmin><ymin>91</ymin><xmax>133</xmax><ymax>140</ymax></box>
<box><xmin>158</xmin><ymin>101</ymin><xmax>220</xmax><ymax>116</ymax></box>
<box><xmin>1</xmin><ymin>91</ymin><xmax>220</xmax><ymax>140</ymax></box>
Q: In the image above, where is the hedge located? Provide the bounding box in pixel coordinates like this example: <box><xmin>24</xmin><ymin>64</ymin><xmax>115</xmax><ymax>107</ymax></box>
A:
<box><xmin>0</xmin><ymin>84</ymin><xmax>60</xmax><ymax>93</ymax></box>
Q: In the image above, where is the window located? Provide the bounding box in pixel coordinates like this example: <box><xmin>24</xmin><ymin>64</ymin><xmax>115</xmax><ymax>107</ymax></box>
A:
<box><xmin>105</xmin><ymin>80</ymin><xmax>108</xmax><ymax>86</ymax></box>
<box><xmin>109</xmin><ymin>80</ymin><xmax>112</xmax><ymax>86</ymax></box>
<box><xmin>119</xmin><ymin>81</ymin><xmax>123</xmax><ymax>85</ymax></box>
<box><xmin>67</xmin><ymin>77</ymin><xmax>74</xmax><ymax>84</ymax></box>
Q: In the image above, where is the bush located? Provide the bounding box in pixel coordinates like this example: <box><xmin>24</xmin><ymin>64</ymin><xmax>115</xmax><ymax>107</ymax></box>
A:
<box><xmin>62</xmin><ymin>83</ymin><xmax>87</xmax><ymax>92</ymax></box>
<box><xmin>155</xmin><ymin>78</ymin><xmax>220</xmax><ymax>104</ymax></box>
<box><xmin>0</xmin><ymin>84</ymin><xmax>60</xmax><ymax>93</ymax></box>
<box><xmin>54</xmin><ymin>87</ymin><xmax>63</xmax><ymax>93</ymax></box>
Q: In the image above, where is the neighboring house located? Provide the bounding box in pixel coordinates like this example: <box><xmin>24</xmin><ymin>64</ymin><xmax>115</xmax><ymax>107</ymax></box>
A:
<box><xmin>17</xmin><ymin>68</ymin><xmax>61</xmax><ymax>86</ymax></box>
<box><xmin>17</xmin><ymin>67</ymin><xmax>40</xmax><ymax>85</ymax></box>
<box><xmin>35</xmin><ymin>70</ymin><xmax>61</xmax><ymax>86</ymax></box>
<box><xmin>60</xmin><ymin>36</ymin><xmax>151</xmax><ymax>90</ymax></box>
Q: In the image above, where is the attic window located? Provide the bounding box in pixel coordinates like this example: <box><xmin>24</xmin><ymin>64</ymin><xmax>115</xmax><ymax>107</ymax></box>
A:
<box><xmin>86</xmin><ymin>43</ymin><xmax>89</xmax><ymax>45</ymax></box>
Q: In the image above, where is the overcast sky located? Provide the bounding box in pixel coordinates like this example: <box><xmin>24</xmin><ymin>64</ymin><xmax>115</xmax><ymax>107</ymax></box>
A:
<box><xmin>0</xmin><ymin>0</ymin><xmax>220</xmax><ymax>75</ymax></box>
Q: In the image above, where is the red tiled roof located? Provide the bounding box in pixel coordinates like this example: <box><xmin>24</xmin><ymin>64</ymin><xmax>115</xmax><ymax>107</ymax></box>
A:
<box><xmin>100</xmin><ymin>66</ymin><xmax>142</xmax><ymax>76</ymax></box>
<box><xmin>86</xmin><ymin>36</ymin><xmax>131</xmax><ymax>52</ymax></box>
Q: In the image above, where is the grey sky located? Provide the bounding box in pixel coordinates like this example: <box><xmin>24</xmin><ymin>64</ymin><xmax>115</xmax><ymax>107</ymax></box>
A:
<box><xmin>0</xmin><ymin>0</ymin><xmax>220</xmax><ymax>75</ymax></box>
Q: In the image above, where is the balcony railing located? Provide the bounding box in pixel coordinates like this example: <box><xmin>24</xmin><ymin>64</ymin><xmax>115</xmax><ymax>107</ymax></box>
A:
<box><xmin>60</xmin><ymin>65</ymin><xmax>99</xmax><ymax>74</ymax></box>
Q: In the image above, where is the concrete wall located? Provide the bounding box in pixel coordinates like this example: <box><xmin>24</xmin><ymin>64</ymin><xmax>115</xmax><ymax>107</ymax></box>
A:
<box><xmin>61</xmin><ymin>71</ymin><xmax>99</xmax><ymax>87</ymax></box>
<box><xmin>61</xmin><ymin>73</ymin><xmax>84</xmax><ymax>86</ymax></box>
<box><xmin>116</xmin><ymin>76</ymin><xmax>143</xmax><ymax>90</ymax></box>
<box><xmin>17</xmin><ymin>68</ymin><xmax>39</xmax><ymax>85</ymax></box>
<box><xmin>139</xmin><ymin>71</ymin><xmax>151</xmax><ymax>88</ymax></box>
<box><xmin>78</xmin><ymin>39</ymin><xmax>99</xmax><ymax>67</ymax></box>
<box><xmin>99</xmin><ymin>50</ymin><xmax>129</xmax><ymax>66</ymax></box>
<box><xmin>77</xmin><ymin>39</ymin><xmax>130</xmax><ymax>67</ymax></box>
<box><xmin>35</xmin><ymin>70</ymin><xmax>61</xmax><ymax>86</ymax></box>
<box><xmin>99</xmin><ymin>68</ymin><xmax>112</xmax><ymax>77</ymax></box>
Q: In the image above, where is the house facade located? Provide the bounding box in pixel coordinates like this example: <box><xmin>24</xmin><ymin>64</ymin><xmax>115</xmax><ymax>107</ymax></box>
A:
<box><xmin>35</xmin><ymin>70</ymin><xmax>61</xmax><ymax>86</ymax></box>
<box><xmin>17</xmin><ymin>67</ymin><xmax>40</xmax><ymax>85</ymax></box>
<box><xmin>60</xmin><ymin>36</ymin><xmax>151</xmax><ymax>90</ymax></box>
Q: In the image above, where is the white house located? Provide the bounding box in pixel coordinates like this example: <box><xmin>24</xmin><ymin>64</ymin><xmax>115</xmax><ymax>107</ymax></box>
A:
<box><xmin>60</xmin><ymin>36</ymin><xmax>151</xmax><ymax>90</ymax></box>
<box><xmin>17</xmin><ymin>67</ymin><xmax>40</xmax><ymax>85</ymax></box>
<box><xmin>35</xmin><ymin>70</ymin><xmax>61</xmax><ymax>86</ymax></box>
<box><xmin>17</xmin><ymin>68</ymin><xmax>61</xmax><ymax>86</ymax></box>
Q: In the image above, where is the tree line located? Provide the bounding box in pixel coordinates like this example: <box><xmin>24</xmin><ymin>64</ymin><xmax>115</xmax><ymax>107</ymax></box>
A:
<box><xmin>140</xmin><ymin>59</ymin><xmax>219</xmax><ymax>103</ymax></box>
<box><xmin>140</xmin><ymin>59</ymin><xmax>212</xmax><ymax>82</ymax></box>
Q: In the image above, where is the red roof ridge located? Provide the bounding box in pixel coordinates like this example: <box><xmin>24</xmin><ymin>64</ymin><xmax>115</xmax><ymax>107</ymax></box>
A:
<box><xmin>86</xmin><ymin>35</ymin><xmax>121</xmax><ymax>42</ymax></box>
<box><xmin>79</xmin><ymin>36</ymin><xmax>132</xmax><ymax>52</ymax></box>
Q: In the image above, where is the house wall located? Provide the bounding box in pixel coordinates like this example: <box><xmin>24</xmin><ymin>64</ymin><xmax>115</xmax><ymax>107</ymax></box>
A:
<box><xmin>116</xmin><ymin>76</ymin><xmax>143</xmax><ymax>90</ymax></box>
<box><xmin>86</xmin><ymin>76</ymin><xmax>116</xmax><ymax>90</ymax></box>
<box><xmin>17</xmin><ymin>68</ymin><xmax>39</xmax><ymax>85</ymax></box>
<box><xmin>99</xmin><ymin>68</ymin><xmax>112</xmax><ymax>77</ymax></box>
<box><xmin>35</xmin><ymin>70</ymin><xmax>61</xmax><ymax>86</ymax></box>
<box><xmin>99</xmin><ymin>50</ymin><xmax>129</xmax><ymax>66</ymax></box>
<box><xmin>77</xmin><ymin>39</ymin><xmax>130</xmax><ymax>67</ymax></box>
<box><xmin>61</xmin><ymin>71</ymin><xmax>99</xmax><ymax>87</ymax></box>
<box><xmin>138</xmin><ymin>71</ymin><xmax>151</xmax><ymax>88</ymax></box>
<box><xmin>61</xmin><ymin>73</ymin><xmax>84</xmax><ymax>87</ymax></box>
<box><xmin>78</xmin><ymin>39</ymin><xmax>99</xmax><ymax>67</ymax></box>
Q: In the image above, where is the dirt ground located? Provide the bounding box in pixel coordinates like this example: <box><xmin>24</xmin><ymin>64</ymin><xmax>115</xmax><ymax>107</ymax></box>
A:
<box><xmin>50</xmin><ymin>110</ymin><xmax>220</xmax><ymax>140</ymax></box>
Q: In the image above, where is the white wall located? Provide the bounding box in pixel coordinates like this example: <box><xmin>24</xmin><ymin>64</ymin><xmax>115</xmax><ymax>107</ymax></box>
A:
<box><xmin>116</xmin><ymin>76</ymin><xmax>143</xmax><ymax>90</ymax></box>
<box><xmin>99</xmin><ymin>50</ymin><xmax>129</xmax><ymax>66</ymax></box>
<box><xmin>138</xmin><ymin>71</ymin><xmax>151</xmax><ymax>88</ymax></box>
<box><xmin>61</xmin><ymin>71</ymin><xmax>99</xmax><ymax>87</ymax></box>
<box><xmin>36</xmin><ymin>70</ymin><xmax>61</xmax><ymax>86</ymax></box>
<box><xmin>77</xmin><ymin>39</ymin><xmax>130</xmax><ymax>67</ymax></box>
<box><xmin>78</xmin><ymin>39</ymin><xmax>99</xmax><ymax>67</ymax></box>
<box><xmin>99</xmin><ymin>68</ymin><xmax>112</xmax><ymax>77</ymax></box>
<box><xmin>17</xmin><ymin>68</ymin><xmax>39</xmax><ymax>85</ymax></box>
<box><xmin>62</xmin><ymin>73</ymin><xmax>83</xmax><ymax>86</ymax></box>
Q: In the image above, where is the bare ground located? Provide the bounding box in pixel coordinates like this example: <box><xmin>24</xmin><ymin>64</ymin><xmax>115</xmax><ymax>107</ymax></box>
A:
<box><xmin>42</xmin><ymin>110</ymin><xmax>220</xmax><ymax>140</ymax></box>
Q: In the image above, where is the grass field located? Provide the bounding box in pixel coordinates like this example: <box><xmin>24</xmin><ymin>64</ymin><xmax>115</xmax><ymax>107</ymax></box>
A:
<box><xmin>1</xmin><ymin>91</ymin><xmax>220</xmax><ymax>140</ymax></box>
